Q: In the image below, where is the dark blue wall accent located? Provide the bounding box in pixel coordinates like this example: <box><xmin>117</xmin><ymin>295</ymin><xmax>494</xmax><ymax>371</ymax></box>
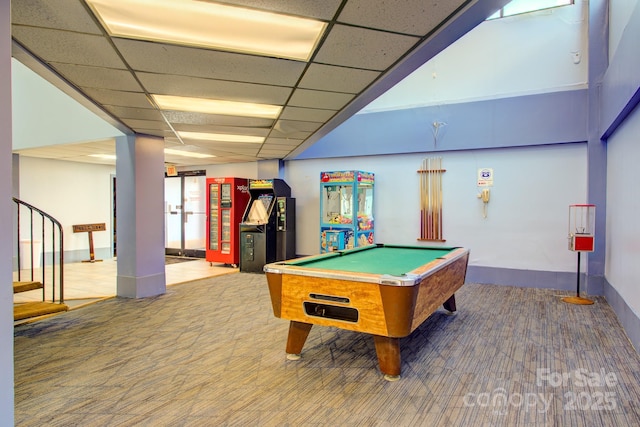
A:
<box><xmin>295</xmin><ymin>90</ymin><xmax>588</xmax><ymax>159</ymax></box>
<box><xmin>601</xmin><ymin>2</ymin><xmax>640</xmax><ymax>139</ymax></box>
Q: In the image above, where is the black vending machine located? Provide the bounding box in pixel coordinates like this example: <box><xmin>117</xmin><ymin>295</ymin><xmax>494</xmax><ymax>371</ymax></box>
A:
<box><xmin>239</xmin><ymin>179</ymin><xmax>296</xmax><ymax>273</ymax></box>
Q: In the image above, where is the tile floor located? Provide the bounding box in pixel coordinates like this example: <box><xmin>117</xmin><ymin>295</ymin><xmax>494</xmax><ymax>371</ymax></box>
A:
<box><xmin>13</xmin><ymin>257</ymin><xmax>235</xmax><ymax>308</ymax></box>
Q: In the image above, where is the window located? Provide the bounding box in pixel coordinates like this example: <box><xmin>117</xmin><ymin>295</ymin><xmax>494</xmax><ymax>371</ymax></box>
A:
<box><xmin>487</xmin><ymin>0</ymin><xmax>574</xmax><ymax>20</ymax></box>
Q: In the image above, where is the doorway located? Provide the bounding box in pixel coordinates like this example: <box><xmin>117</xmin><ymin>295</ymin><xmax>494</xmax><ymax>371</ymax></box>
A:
<box><xmin>164</xmin><ymin>171</ymin><xmax>206</xmax><ymax>258</ymax></box>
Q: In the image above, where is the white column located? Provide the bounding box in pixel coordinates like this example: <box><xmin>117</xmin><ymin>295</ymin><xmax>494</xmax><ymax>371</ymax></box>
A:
<box><xmin>0</xmin><ymin>0</ymin><xmax>15</xmax><ymax>423</ymax></box>
<box><xmin>115</xmin><ymin>134</ymin><xmax>167</xmax><ymax>298</ymax></box>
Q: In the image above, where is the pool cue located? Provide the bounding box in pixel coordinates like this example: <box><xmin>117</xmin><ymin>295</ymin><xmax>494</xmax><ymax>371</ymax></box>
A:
<box><xmin>438</xmin><ymin>157</ymin><xmax>443</xmax><ymax>239</ymax></box>
<box><xmin>433</xmin><ymin>158</ymin><xmax>437</xmax><ymax>240</ymax></box>
<box><xmin>420</xmin><ymin>159</ymin><xmax>425</xmax><ymax>238</ymax></box>
<box><xmin>430</xmin><ymin>158</ymin><xmax>434</xmax><ymax>239</ymax></box>
<box><xmin>428</xmin><ymin>158</ymin><xmax>433</xmax><ymax>239</ymax></box>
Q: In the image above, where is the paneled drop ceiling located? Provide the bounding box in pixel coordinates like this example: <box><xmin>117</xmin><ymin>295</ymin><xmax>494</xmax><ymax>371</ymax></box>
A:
<box><xmin>10</xmin><ymin>0</ymin><xmax>504</xmax><ymax>167</ymax></box>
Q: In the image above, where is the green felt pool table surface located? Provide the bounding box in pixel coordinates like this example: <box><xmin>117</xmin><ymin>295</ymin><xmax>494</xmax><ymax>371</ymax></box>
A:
<box><xmin>283</xmin><ymin>245</ymin><xmax>456</xmax><ymax>277</ymax></box>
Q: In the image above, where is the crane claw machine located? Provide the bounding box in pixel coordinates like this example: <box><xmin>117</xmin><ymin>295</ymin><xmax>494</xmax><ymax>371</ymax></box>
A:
<box><xmin>320</xmin><ymin>170</ymin><xmax>374</xmax><ymax>253</ymax></box>
<box><xmin>206</xmin><ymin>177</ymin><xmax>250</xmax><ymax>267</ymax></box>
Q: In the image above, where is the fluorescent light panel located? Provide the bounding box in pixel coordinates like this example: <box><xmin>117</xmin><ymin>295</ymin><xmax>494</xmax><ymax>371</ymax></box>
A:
<box><xmin>152</xmin><ymin>94</ymin><xmax>281</xmax><ymax>119</ymax></box>
<box><xmin>177</xmin><ymin>131</ymin><xmax>264</xmax><ymax>144</ymax></box>
<box><xmin>89</xmin><ymin>154</ymin><xmax>116</xmax><ymax>160</ymax></box>
<box><xmin>90</xmin><ymin>151</ymin><xmax>216</xmax><ymax>159</ymax></box>
<box><xmin>86</xmin><ymin>0</ymin><xmax>327</xmax><ymax>61</ymax></box>
<box><xmin>164</xmin><ymin>148</ymin><xmax>215</xmax><ymax>159</ymax></box>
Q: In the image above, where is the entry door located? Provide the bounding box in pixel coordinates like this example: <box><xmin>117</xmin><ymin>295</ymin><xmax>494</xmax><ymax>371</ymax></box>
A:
<box><xmin>164</xmin><ymin>175</ymin><xmax>206</xmax><ymax>257</ymax></box>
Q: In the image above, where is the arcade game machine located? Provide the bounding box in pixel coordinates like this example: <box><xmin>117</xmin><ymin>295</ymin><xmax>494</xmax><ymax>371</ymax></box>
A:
<box><xmin>239</xmin><ymin>179</ymin><xmax>296</xmax><ymax>273</ymax></box>
<box><xmin>205</xmin><ymin>177</ymin><xmax>250</xmax><ymax>267</ymax></box>
<box><xmin>320</xmin><ymin>170</ymin><xmax>374</xmax><ymax>253</ymax></box>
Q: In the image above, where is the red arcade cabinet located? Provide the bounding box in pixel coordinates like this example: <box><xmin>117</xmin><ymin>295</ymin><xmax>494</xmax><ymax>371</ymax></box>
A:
<box><xmin>206</xmin><ymin>177</ymin><xmax>250</xmax><ymax>266</ymax></box>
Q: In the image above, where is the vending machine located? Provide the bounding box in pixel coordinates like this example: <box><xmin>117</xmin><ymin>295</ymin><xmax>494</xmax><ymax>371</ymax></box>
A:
<box><xmin>206</xmin><ymin>177</ymin><xmax>250</xmax><ymax>267</ymax></box>
<box><xmin>319</xmin><ymin>170</ymin><xmax>374</xmax><ymax>253</ymax></box>
<box><xmin>239</xmin><ymin>179</ymin><xmax>296</xmax><ymax>273</ymax></box>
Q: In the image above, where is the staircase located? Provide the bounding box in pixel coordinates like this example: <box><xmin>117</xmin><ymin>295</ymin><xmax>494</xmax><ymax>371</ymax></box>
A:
<box><xmin>13</xmin><ymin>198</ymin><xmax>68</xmax><ymax>321</ymax></box>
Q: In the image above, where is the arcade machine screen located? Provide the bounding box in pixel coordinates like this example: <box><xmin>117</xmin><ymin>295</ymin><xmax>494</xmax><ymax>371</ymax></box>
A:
<box><xmin>246</xmin><ymin>194</ymin><xmax>273</xmax><ymax>224</ymax></box>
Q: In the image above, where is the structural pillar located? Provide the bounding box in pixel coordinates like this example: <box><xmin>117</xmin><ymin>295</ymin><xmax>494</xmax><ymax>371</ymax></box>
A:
<box><xmin>0</xmin><ymin>0</ymin><xmax>14</xmax><ymax>422</ymax></box>
<box><xmin>115</xmin><ymin>134</ymin><xmax>166</xmax><ymax>298</ymax></box>
<box><xmin>585</xmin><ymin>0</ymin><xmax>608</xmax><ymax>295</ymax></box>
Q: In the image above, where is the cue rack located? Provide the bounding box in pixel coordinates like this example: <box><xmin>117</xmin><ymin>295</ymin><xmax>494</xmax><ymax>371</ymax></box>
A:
<box><xmin>418</xmin><ymin>157</ymin><xmax>446</xmax><ymax>242</ymax></box>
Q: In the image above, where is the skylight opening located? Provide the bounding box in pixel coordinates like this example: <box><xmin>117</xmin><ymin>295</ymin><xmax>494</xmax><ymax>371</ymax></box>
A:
<box><xmin>487</xmin><ymin>0</ymin><xmax>574</xmax><ymax>20</ymax></box>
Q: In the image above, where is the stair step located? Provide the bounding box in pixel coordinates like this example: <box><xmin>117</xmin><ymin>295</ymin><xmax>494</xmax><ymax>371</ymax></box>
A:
<box><xmin>13</xmin><ymin>281</ymin><xmax>44</xmax><ymax>293</ymax></box>
<box><xmin>14</xmin><ymin>302</ymin><xmax>68</xmax><ymax>321</ymax></box>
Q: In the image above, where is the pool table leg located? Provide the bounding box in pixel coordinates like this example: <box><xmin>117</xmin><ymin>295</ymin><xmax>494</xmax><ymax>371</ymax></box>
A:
<box><xmin>285</xmin><ymin>321</ymin><xmax>313</xmax><ymax>360</ymax></box>
<box><xmin>443</xmin><ymin>294</ymin><xmax>457</xmax><ymax>312</ymax></box>
<box><xmin>372</xmin><ymin>335</ymin><xmax>401</xmax><ymax>381</ymax></box>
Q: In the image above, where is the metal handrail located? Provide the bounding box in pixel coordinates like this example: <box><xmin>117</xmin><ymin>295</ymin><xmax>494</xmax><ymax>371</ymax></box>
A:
<box><xmin>13</xmin><ymin>197</ymin><xmax>64</xmax><ymax>303</ymax></box>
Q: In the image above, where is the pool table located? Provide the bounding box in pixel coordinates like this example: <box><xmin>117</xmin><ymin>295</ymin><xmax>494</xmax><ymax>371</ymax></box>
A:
<box><xmin>263</xmin><ymin>243</ymin><xmax>470</xmax><ymax>380</ymax></box>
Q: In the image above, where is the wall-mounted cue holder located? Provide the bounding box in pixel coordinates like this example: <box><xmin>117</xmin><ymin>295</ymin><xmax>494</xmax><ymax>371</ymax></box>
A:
<box><xmin>417</xmin><ymin>157</ymin><xmax>446</xmax><ymax>242</ymax></box>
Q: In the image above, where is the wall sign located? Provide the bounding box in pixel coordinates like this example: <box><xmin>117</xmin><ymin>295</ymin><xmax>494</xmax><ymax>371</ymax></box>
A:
<box><xmin>477</xmin><ymin>168</ymin><xmax>494</xmax><ymax>187</ymax></box>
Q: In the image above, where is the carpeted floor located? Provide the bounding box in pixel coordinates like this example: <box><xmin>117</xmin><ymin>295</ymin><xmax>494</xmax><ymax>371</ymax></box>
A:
<box><xmin>13</xmin><ymin>274</ymin><xmax>640</xmax><ymax>426</ymax></box>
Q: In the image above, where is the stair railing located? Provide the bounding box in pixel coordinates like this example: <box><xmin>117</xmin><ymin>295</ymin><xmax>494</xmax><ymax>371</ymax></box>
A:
<box><xmin>13</xmin><ymin>197</ymin><xmax>64</xmax><ymax>303</ymax></box>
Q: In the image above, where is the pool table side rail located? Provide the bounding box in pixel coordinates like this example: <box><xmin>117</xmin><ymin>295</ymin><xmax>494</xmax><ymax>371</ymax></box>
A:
<box><xmin>264</xmin><ymin>248</ymin><xmax>470</xmax><ymax>338</ymax></box>
<box><xmin>263</xmin><ymin>247</ymin><xmax>469</xmax><ymax>287</ymax></box>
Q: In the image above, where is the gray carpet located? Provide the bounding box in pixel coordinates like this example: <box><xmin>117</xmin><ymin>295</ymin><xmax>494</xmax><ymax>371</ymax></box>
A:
<box><xmin>14</xmin><ymin>273</ymin><xmax>640</xmax><ymax>426</ymax></box>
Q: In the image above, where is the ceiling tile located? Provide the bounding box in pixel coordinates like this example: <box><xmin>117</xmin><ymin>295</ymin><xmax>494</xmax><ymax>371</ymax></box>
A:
<box><xmin>11</xmin><ymin>0</ymin><xmax>103</xmax><ymax>34</ymax></box>
<box><xmin>113</xmin><ymin>39</ymin><xmax>307</xmax><ymax>86</ymax></box>
<box><xmin>162</xmin><ymin>111</ymin><xmax>274</xmax><ymax>128</ymax></box>
<box><xmin>299</xmin><ymin>63</ymin><xmax>380</xmax><ymax>93</ymax></box>
<box><xmin>288</xmin><ymin>88</ymin><xmax>354</xmax><ymax>110</ymax></box>
<box><xmin>51</xmin><ymin>63</ymin><xmax>142</xmax><ymax>92</ymax></box>
<box><xmin>103</xmin><ymin>106</ymin><xmax>165</xmax><ymax>121</ymax></box>
<box><xmin>81</xmin><ymin>88</ymin><xmax>151</xmax><ymax>109</ymax></box>
<box><xmin>11</xmin><ymin>26</ymin><xmax>126</xmax><ymax>68</ymax></box>
<box><xmin>258</xmin><ymin>148</ymin><xmax>294</xmax><ymax>157</ymax></box>
<box><xmin>215</xmin><ymin>0</ymin><xmax>343</xmax><ymax>20</ymax></box>
<box><xmin>136</xmin><ymin>72</ymin><xmax>292</xmax><ymax>105</ymax></box>
<box><xmin>280</xmin><ymin>106</ymin><xmax>336</xmax><ymax>123</ymax></box>
<box><xmin>263</xmin><ymin>138</ymin><xmax>303</xmax><ymax>147</ymax></box>
<box><xmin>274</xmin><ymin>120</ymin><xmax>322</xmax><ymax>133</ymax></box>
<box><xmin>121</xmin><ymin>119</ymin><xmax>170</xmax><ymax>132</ymax></box>
<box><xmin>338</xmin><ymin>0</ymin><xmax>460</xmax><ymax>36</ymax></box>
<box><xmin>313</xmin><ymin>24</ymin><xmax>419</xmax><ymax>71</ymax></box>
<box><xmin>171</xmin><ymin>123</ymin><xmax>270</xmax><ymax>137</ymax></box>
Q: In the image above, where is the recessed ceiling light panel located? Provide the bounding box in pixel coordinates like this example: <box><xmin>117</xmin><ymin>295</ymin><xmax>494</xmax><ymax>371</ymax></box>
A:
<box><xmin>164</xmin><ymin>148</ymin><xmax>216</xmax><ymax>158</ymax></box>
<box><xmin>152</xmin><ymin>94</ymin><xmax>282</xmax><ymax>119</ymax></box>
<box><xmin>177</xmin><ymin>132</ymin><xmax>264</xmax><ymax>143</ymax></box>
<box><xmin>86</xmin><ymin>0</ymin><xmax>327</xmax><ymax>61</ymax></box>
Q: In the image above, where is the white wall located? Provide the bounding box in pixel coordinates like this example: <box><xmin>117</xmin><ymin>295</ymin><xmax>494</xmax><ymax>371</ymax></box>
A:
<box><xmin>202</xmin><ymin>162</ymin><xmax>260</xmax><ymax>179</ymax></box>
<box><xmin>361</xmin><ymin>1</ymin><xmax>588</xmax><ymax>113</ymax></box>
<box><xmin>11</xmin><ymin>59</ymin><xmax>124</xmax><ymax>150</ymax></box>
<box><xmin>609</xmin><ymin>0</ymin><xmax>639</xmax><ymax>61</ymax></box>
<box><xmin>286</xmin><ymin>143</ymin><xmax>587</xmax><ymax>273</ymax></box>
<box><xmin>606</xmin><ymin>104</ymin><xmax>640</xmax><ymax>317</ymax></box>
<box><xmin>18</xmin><ymin>156</ymin><xmax>115</xmax><ymax>257</ymax></box>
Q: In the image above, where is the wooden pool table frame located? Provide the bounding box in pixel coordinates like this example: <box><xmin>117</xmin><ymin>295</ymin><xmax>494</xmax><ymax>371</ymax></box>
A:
<box><xmin>264</xmin><ymin>245</ymin><xmax>470</xmax><ymax>380</ymax></box>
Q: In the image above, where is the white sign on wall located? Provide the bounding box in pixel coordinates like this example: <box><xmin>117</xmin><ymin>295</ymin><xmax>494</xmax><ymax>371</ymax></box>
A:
<box><xmin>477</xmin><ymin>168</ymin><xmax>494</xmax><ymax>186</ymax></box>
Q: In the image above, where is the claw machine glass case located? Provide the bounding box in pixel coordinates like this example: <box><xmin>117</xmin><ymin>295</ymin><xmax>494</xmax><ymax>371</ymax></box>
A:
<box><xmin>206</xmin><ymin>177</ymin><xmax>250</xmax><ymax>266</ymax></box>
<box><xmin>320</xmin><ymin>170</ymin><xmax>374</xmax><ymax>253</ymax></box>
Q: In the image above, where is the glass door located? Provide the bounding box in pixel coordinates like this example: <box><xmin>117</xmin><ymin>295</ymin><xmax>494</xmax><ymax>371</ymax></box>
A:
<box><xmin>164</xmin><ymin>174</ymin><xmax>206</xmax><ymax>257</ymax></box>
<box><xmin>183</xmin><ymin>175</ymin><xmax>206</xmax><ymax>257</ymax></box>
